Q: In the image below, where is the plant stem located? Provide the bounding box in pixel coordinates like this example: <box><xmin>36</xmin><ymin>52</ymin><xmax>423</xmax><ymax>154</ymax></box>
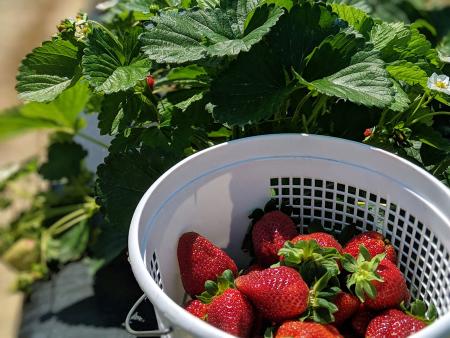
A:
<box><xmin>45</xmin><ymin>203</ymin><xmax>86</xmax><ymax>219</ymax></box>
<box><xmin>77</xmin><ymin>131</ymin><xmax>109</xmax><ymax>149</ymax></box>
<box><xmin>307</xmin><ymin>95</ymin><xmax>327</xmax><ymax>127</ymax></box>
<box><xmin>411</xmin><ymin>112</ymin><xmax>450</xmax><ymax>124</ymax></box>
<box><xmin>377</xmin><ymin>108</ymin><xmax>389</xmax><ymax>129</ymax></box>
<box><xmin>48</xmin><ymin>208</ymin><xmax>86</xmax><ymax>234</ymax></box>
<box><xmin>292</xmin><ymin>91</ymin><xmax>313</xmax><ymax>126</ymax></box>
<box><xmin>407</xmin><ymin>93</ymin><xmax>428</xmax><ymax>124</ymax></box>
<box><xmin>51</xmin><ymin>213</ymin><xmax>90</xmax><ymax>236</ymax></box>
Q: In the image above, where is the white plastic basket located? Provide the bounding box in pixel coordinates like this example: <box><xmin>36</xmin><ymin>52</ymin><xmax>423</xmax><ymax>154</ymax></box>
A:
<box><xmin>128</xmin><ymin>134</ymin><xmax>450</xmax><ymax>338</ymax></box>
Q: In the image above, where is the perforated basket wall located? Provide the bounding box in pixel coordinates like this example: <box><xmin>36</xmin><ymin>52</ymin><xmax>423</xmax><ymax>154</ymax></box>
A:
<box><xmin>129</xmin><ymin>134</ymin><xmax>450</xmax><ymax>338</ymax></box>
<box><xmin>269</xmin><ymin>176</ymin><xmax>450</xmax><ymax>315</ymax></box>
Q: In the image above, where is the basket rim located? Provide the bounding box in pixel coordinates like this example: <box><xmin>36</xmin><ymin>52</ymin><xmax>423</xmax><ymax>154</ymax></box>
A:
<box><xmin>128</xmin><ymin>133</ymin><xmax>450</xmax><ymax>337</ymax></box>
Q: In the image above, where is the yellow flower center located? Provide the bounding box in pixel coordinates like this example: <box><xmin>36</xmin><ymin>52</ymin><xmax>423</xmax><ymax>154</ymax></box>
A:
<box><xmin>436</xmin><ymin>80</ymin><xmax>448</xmax><ymax>89</ymax></box>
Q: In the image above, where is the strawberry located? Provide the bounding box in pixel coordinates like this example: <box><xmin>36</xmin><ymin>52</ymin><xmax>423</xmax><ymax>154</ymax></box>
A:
<box><xmin>184</xmin><ymin>299</ymin><xmax>208</xmax><ymax>320</ymax></box>
<box><xmin>197</xmin><ymin>270</ymin><xmax>254</xmax><ymax>337</ymax></box>
<box><xmin>332</xmin><ymin>292</ymin><xmax>360</xmax><ymax>326</ymax></box>
<box><xmin>235</xmin><ymin>266</ymin><xmax>309</xmax><ymax>322</ymax></box>
<box><xmin>366</xmin><ymin>309</ymin><xmax>427</xmax><ymax>338</ymax></box>
<box><xmin>351</xmin><ymin>304</ymin><xmax>376</xmax><ymax>336</ymax></box>
<box><xmin>364</xmin><ymin>259</ymin><xmax>409</xmax><ymax>310</ymax></box>
<box><xmin>343</xmin><ymin>231</ymin><xmax>397</xmax><ymax>263</ymax></box>
<box><xmin>177</xmin><ymin>232</ymin><xmax>238</xmax><ymax>296</ymax></box>
<box><xmin>146</xmin><ymin>74</ymin><xmax>155</xmax><ymax>90</ymax></box>
<box><xmin>275</xmin><ymin>321</ymin><xmax>343</xmax><ymax>338</ymax></box>
<box><xmin>342</xmin><ymin>246</ymin><xmax>409</xmax><ymax>310</ymax></box>
<box><xmin>366</xmin><ymin>298</ymin><xmax>437</xmax><ymax>338</ymax></box>
<box><xmin>251</xmin><ymin>210</ymin><xmax>297</xmax><ymax>265</ymax></box>
<box><xmin>207</xmin><ymin>288</ymin><xmax>254</xmax><ymax>337</ymax></box>
<box><xmin>291</xmin><ymin>232</ymin><xmax>343</xmax><ymax>252</ymax></box>
<box><xmin>278</xmin><ymin>239</ymin><xmax>341</xmax><ymax>285</ymax></box>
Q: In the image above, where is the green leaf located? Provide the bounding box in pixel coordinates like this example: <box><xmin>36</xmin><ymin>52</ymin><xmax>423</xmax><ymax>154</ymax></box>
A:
<box><xmin>370</xmin><ymin>22</ymin><xmax>410</xmax><ymax>54</ymax></box>
<box><xmin>20</xmin><ymin>81</ymin><xmax>91</xmax><ymax>131</ymax></box>
<box><xmin>93</xmin><ymin>148</ymin><xmax>179</xmax><ymax>265</ymax></box>
<box><xmin>0</xmin><ymin>106</ymin><xmax>59</xmax><ymax>141</ymax></box>
<box><xmin>16</xmin><ymin>39</ymin><xmax>80</xmax><ymax>102</ymax></box>
<box><xmin>386</xmin><ymin>60</ymin><xmax>429</xmax><ymax>87</ymax></box>
<box><xmin>330</xmin><ymin>3</ymin><xmax>374</xmax><ymax>36</ymax></box>
<box><xmin>301</xmin><ymin>53</ymin><xmax>393</xmax><ymax>108</ymax></box>
<box><xmin>268</xmin><ymin>2</ymin><xmax>341</xmax><ymax>72</ymax></box>
<box><xmin>98</xmin><ymin>91</ymin><xmax>147</xmax><ymax>135</ymax></box>
<box><xmin>198</xmin><ymin>0</ymin><xmax>220</xmax><ymax>9</ymax></box>
<box><xmin>390</xmin><ymin>80</ymin><xmax>410</xmax><ymax>113</ymax></box>
<box><xmin>303</xmin><ymin>30</ymin><xmax>366</xmax><ymax>81</ymax></box>
<box><xmin>210</xmin><ymin>43</ymin><xmax>295</xmax><ymax>125</ymax></box>
<box><xmin>83</xmin><ymin>27</ymin><xmax>151</xmax><ymax>94</ymax></box>
<box><xmin>140</xmin><ymin>1</ymin><xmax>283</xmax><ymax>63</ymax></box>
<box><xmin>46</xmin><ymin>220</ymin><xmax>89</xmax><ymax>264</ymax></box>
<box><xmin>415</xmin><ymin>125</ymin><xmax>450</xmax><ymax>152</ymax></box>
<box><xmin>39</xmin><ymin>141</ymin><xmax>88</xmax><ymax>180</ymax></box>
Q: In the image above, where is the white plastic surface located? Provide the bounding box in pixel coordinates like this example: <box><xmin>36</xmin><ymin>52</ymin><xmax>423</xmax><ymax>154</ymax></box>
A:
<box><xmin>128</xmin><ymin>134</ymin><xmax>450</xmax><ymax>338</ymax></box>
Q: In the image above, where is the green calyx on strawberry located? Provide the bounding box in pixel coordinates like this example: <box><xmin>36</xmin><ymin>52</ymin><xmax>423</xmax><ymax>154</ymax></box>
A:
<box><xmin>301</xmin><ymin>272</ymin><xmax>341</xmax><ymax>324</ymax></box>
<box><xmin>278</xmin><ymin>239</ymin><xmax>341</xmax><ymax>285</ymax></box>
<box><xmin>197</xmin><ymin>269</ymin><xmax>236</xmax><ymax>304</ymax></box>
<box><xmin>196</xmin><ymin>270</ymin><xmax>255</xmax><ymax>337</ymax></box>
<box><xmin>400</xmin><ymin>299</ymin><xmax>437</xmax><ymax>325</ymax></box>
<box><xmin>341</xmin><ymin>245</ymin><xmax>385</xmax><ymax>302</ymax></box>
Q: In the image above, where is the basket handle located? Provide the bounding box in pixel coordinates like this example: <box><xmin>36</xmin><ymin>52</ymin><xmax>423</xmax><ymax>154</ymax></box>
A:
<box><xmin>125</xmin><ymin>294</ymin><xmax>172</xmax><ymax>337</ymax></box>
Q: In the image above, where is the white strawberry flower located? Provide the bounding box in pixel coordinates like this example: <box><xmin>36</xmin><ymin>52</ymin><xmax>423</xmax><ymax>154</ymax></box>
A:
<box><xmin>427</xmin><ymin>73</ymin><xmax>450</xmax><ymax>95</ymax></box>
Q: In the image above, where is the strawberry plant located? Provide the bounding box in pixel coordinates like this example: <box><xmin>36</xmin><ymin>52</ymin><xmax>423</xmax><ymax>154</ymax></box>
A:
<box><xmin>0</xmin><ymin>0</ymin><xmax>449</xmax><ymax>287</ymax></box>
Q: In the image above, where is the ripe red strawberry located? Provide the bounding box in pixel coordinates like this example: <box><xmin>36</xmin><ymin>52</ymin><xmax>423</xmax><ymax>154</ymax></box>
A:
<box><xmin>332</xmin><ymin>292</ymin><xmax>360</xmax><ymax>326</ymax></box>
<box><xmin>252</xmin><ymin>211</ymin><xmax>297</xmax><ymax>265</ymax></box>
<box><xmin>207</xmin><ymin>288</ymin><xmax>254</xmax><ymax>337</ymax></box>
<box><xmin>351</xmin><ymin>304</ymin><xmax>376</xmax><ymax>337</ymax></box>
<box><xmin>343</xmin><ymin>246</ymin><xmax>409</xmax><ymax>310</ymax></box>
<box><xmin>177</xmin><ymin>232</ymin><xmax>238</xmax><ymax>296</ymax></box>
<box><xmin>365</xmin><ymin>309</ymin><xmax>427</xmax><ymax>338</ymax></box>
<box><xmin>235</xmin><ymin>266</ymin><xmax>309</xmax><ymax>322</ymax></box>
<box><xmin>275</xmin><ymin>321</ymin><xmax>343</xmax><ymax>338</ymax></box>
<box><xmin>291</xmin><ymin>232</ymin><xmax>343</xmax><ymax>252</ymax></box>
<box><xmin>146</xmin><ymin>75</ymin><xmax>155</xmax><ymax>90</ymax></box>
<box><xmin>364</xmin><ymin>259</ymin><xmax>409</xmax><ymax>310</ymax></box>
<box><xmin>184</xmin><ymin>299</ymin><xmax>208</xmax><ymax>320</ymax></box>
<box><xmin>343</xmin><ymin>231</ymin><xmax>397</xmax><ymax>263</ymax></box>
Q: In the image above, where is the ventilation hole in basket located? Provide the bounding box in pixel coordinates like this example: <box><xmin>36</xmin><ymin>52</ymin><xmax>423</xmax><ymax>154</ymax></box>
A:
<box><xmin>149</xmin><ymin>252</ymin><xmax>163</xmax><ymax>291</ymax></box>
<box><xmin>269</xmin><ymin>175</ymin><xmax>450</xmax><ymax>315</ymax></box>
